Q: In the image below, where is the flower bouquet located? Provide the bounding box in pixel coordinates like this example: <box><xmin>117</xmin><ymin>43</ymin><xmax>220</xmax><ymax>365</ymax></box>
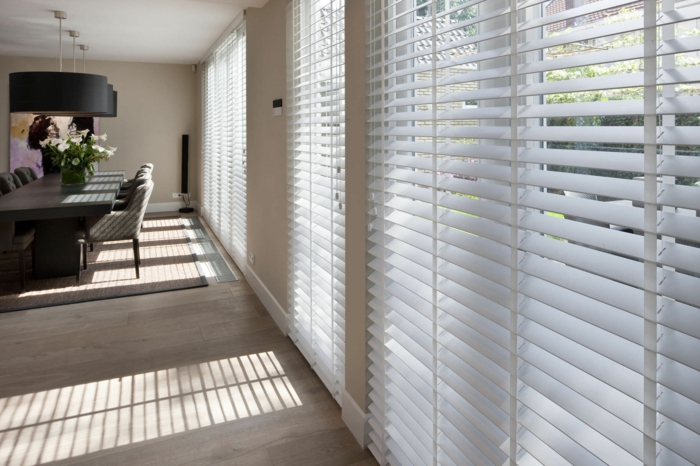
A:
<box><xmin>40</xmin><ymin>130</ymin><xmax>117</xmax><ymax>185</ymax></box>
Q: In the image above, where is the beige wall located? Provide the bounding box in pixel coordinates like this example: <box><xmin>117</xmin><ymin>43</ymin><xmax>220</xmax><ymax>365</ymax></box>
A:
<box><xmin>240</xmin><ymin>0</ymin><xmax>369</xmax><ymax>415</ymax></box>
<box><xmin>344</xmin><ymin>0</ymin><xmax>368</xmax><ymax>412</ymax></box>
<box><xmin>245</xmin><ymin>0</ymin><xmax>289</xmax><ymax>307</ymax></box>
<box><xmin>0</xmin><ymin>56</ymin><xmax>197</xmax><ymax>205</ymax></box>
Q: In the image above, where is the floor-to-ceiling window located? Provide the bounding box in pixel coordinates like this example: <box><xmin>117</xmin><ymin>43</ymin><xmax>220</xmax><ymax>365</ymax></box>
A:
<box><xmin>366</xmin><ymin>0</ymin><xmax>700</xmax><ymax>464</ymax></box>
<box><xmin>288</xmin><ymin>0</ymin><xmax>346</xmax><ymax>403</ymax></box>
<box><xmin>202</xmin><ymin>21</ymin><xmax>247</xmax><ymax>269</ymax></box>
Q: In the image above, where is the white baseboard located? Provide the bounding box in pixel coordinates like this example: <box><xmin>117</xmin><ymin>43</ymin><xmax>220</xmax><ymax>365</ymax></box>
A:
<box><xmin>146</xmin><ymin>201</ymin><xmax>200</xmax><ymax>214</ymax></box>
<box><xmin>245</xmin><ymin>266</ymin><xmax>288</xmax><ymax>336</ymax></box>
<box><xmin>342</xmin><ymin>389</ymin><xmax>369</xmax><ymax>448</ymax></box>
<box><xmin>229</xmin><ymin>253</ymin><xmax>247</xmax><ymax>277</ymax></box>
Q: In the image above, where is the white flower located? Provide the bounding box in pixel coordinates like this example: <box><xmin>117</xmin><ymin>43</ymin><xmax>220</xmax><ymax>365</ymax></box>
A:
<box><xmin>57</xmin><ymin>143</ymin><xmax>70</xmax><ymax>152</ymax></box>
<box><xmin>92</xmin><ymin>145</ymin><xmax>105</xmax><ymax>153</ymax></box>
<box><xmin>99</xmin><ymin>133</ymin><xmax>108</xmax><ymax>141</ymax></box>
<box><xmin>77</xmin><ymin>129</ymin><xmax>90</xmax><ymax>136</ymax></box>
<box><xmin>72</xmin><ymin>158</ymin><xmax>80</xmax><ymax>166</ymax></box>
<box><xmin>39</xmin><ymin>138</ymin><xmax>50</xmax><ymax>148</ymax></box>
<box><xmin>107</xmin><ymin>146</ymin><xmax>117</xmax><ymax>153</ymax></box>
<box><xmin>70</xmin><ymin>137</ymin><xmax>82</xmax><ymax>144</ymax></box>
<box><xmin>90</xmin><ymin>134</ymin><xmax>98</xmax><ymax>142</ymax></box>
<box><xmin>51</xmin><ymin>138</ymin><xmax>63</xmax><ymax>145</ymax></box>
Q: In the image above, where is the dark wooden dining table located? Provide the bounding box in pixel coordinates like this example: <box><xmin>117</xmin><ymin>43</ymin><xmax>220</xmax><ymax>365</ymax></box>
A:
<box><xmin>0</xmin><ymin>171</ymin><xmax>125</xmax><ymax>279</ymax></box>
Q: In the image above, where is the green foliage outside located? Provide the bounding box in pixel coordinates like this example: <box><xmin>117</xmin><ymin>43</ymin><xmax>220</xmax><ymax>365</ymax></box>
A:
<box><xmin>545</xmin><ymin>7</ymin><xmax>700</xmax><ymax>186</ymax></box>
<box><xmin>417</xmin><ymin>0</ymin><xmax>477</xmax><ymax>34</ymax></box>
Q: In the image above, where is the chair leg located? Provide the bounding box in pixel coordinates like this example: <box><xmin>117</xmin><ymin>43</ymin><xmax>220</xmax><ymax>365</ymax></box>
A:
<box><xmin>18</xmin><ymin>249</ymin><xmax>25</xmax><ymax>293</ymax></box>
<box><xmin>133</xmin><ymin>239</ymin><xmax>140</xmax><ymax>279</ymax></box>
<box><xmin>83</xmin><ymin>243</ymin><xmax>88</xmax><ymax>270</ymax></box>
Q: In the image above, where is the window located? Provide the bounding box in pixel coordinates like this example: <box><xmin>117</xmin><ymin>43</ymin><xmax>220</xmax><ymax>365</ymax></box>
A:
<box><xmin>288</xmin><ymin>0</ymin><xmax>346</xmax><ymax>402</ymax></box>
<box><xmin>202</xmin><ymin>22</ymin><xmax>247</xmax><ymax>268</ymax></box>
<box><xmin>366</xmin><ymin>0</ymin><xmax>700</xmax><ymax>464</ymax></box>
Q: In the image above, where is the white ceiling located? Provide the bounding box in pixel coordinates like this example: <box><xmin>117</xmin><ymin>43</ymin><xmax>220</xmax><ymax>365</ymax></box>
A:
<box><xmin>0</xmin><ymin>0</ymin><xmax>267</xmax><ymax>64</ymax></box>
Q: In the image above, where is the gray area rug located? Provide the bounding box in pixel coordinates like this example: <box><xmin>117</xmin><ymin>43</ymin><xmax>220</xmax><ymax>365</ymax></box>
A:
<box><xmin>0</xmin><ymin>217</ymin><xmax>208</xmax><ymax>312</ymax></box>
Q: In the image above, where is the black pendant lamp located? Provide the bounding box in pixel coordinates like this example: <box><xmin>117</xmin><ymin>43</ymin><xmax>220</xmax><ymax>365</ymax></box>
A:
<box><xmin>10</xmin><ymin>72</ymin><xmax>110</xmax><ymax>116</ymax></box>
<box><xmin>106</xmin><ymin>85</ymin><xmax>118</xmax><ymax>117</ymax></box>
<box><xmin>79</xmin><ymin>44</ymin><xmax>118</xmax><ymax>117</ymax></box>
<box><xmin>9</xmin><ymin>11</ymin><xmax>115</xmax><ymax>117</ymax></box>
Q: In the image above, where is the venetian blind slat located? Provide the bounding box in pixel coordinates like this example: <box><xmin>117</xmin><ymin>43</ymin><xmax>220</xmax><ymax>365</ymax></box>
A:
<box><xmin>366</xmin><ymin>0</ymin><xmax>700</xmax><ymax>464</ymax></box>
<box><xmin>202</xmin><ymin>23</ymin><xmax>246</xmax><ymax>269</ymax></box>
<box><xmin>288</xmin><ymin>0</ymin><xmax>346</xmax><ymax>403</ymax></box>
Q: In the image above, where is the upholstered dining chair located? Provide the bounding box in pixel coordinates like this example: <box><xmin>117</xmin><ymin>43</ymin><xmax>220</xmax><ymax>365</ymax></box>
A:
<box><xmin>126</xmin><ymin>164</ymin><xmax>153</xmax><ymax>182</ymax></box>
<box><xmin>14</xmin><ymin>167</ymin><xmax>38</xmax><ymax>185</ymax></box>
<box><xmin>75</xmin><ymin>179</ymin><xmax>154</xmax><ymax>282</ymax></box>
<box><xmin>120</xmin><ymin>168</ymin><xmax>152</xmax><ymax>194</ymax></box>
<box><xmin>0</xmin><ymin>216</ymin><xmax>35</xmax><ymax>293</ymax></box>
<box><xmin>88</xmin><ymin>175</ymin><xmax>154</xmax><ymax>254</ymax></box>
<box><xmin>0</xmin><ymin>173</ymin><xmax>23</xmax><ymax>194</ymax></box>
<box><xmin>121</xmin><ymin>165</ymin><xmax>153</xmax><ymax>192</ymax></box>
<box><xmin>115</xmin><ymin>174</ymin><xmax>151</xmax><ymax>205</ymax></box>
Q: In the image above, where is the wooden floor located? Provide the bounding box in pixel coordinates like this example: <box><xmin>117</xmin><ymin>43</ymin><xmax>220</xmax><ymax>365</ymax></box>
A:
<box><xmin>0</xmin><ymin>214</ymin><xmax>376</xmax><ymax>466</ymax></box>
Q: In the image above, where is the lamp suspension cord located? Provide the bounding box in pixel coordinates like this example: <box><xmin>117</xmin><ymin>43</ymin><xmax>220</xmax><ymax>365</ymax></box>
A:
<box><xmin>55</xmin><ymin>11</ymin><xmax>67</xmax><ymax>72</ymax></box>
<box><xmin>69</xmin><ymin>31</ymin><xmax>80</xmax><ymax>72</ymax></box>
<box><xmin>80</xmin><ymin>44</ymin><xmax>88</xmax><ymax>73</ymax></box>
<box><xmin>59</xmin><ymin>16</ymin><xmax>62</xmax><ymax>72</ymax></box>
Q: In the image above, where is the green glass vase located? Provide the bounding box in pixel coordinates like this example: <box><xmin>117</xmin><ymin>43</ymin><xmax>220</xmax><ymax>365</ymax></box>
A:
<box><xmin>61</xmin><ymin>167</ymin><xmax>87</xmax><ymax>185</ymax></box>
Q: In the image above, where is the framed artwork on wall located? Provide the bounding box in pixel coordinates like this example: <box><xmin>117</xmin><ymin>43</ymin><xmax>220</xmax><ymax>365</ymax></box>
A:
<box><xmin>10</xmin><ymin>114</ymin><xmax>99</xmax><ymax>177</ymax></box>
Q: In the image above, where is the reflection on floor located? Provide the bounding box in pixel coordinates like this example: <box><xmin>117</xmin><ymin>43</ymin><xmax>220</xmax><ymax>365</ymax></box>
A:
<box><xmin>180</xmin><ymin>217</ymin><xmax>237</xmax><ymax>283</ymax></box>
<box><xmin>0</xmin><ymin>352</ymin><xmax>300</xmax><ymax>465</ymax></box>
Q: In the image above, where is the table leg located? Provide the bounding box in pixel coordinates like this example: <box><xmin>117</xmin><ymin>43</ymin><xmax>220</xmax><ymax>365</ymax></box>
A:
<box><xmin>34</xmin><ymin>217</ymin><xmax>81</xmax><ymax>279</ymax></box>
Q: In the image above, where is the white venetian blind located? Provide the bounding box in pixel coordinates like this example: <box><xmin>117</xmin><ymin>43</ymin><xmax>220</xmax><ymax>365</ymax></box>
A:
<box><xmin>202</xmin><ymin>22</ymin><xmax>247</xmax><ymax>269</ymax></box>
<box><xmin>288</xmin><ymin>0</ymin><xmax>347</xmax><ymax>402</ymax></box>
<box><xmin>366</xmin><ymin>0</ymin><xmax>700</xmax><ymax>464</ymax></box>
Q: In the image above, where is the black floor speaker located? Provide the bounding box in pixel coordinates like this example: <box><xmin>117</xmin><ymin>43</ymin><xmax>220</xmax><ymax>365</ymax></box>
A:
<box><xmin>179</xmin><ymin>134</ymin><xmax>194</xmax><ymax>213</ymax></box>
